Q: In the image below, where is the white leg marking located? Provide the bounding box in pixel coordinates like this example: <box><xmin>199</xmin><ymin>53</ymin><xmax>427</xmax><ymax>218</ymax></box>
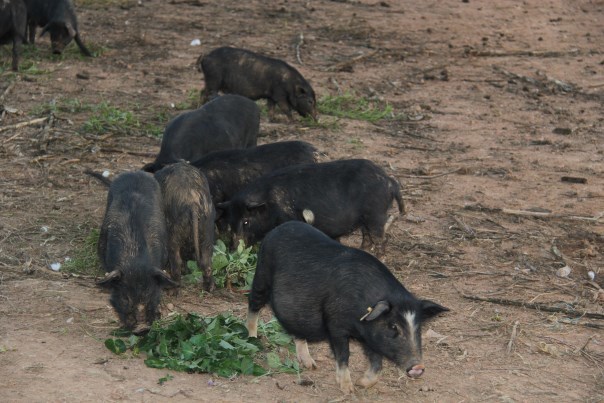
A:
<box><xmin>336</xmin><ymin>362</ymin><xmax>354</xmax><ymax>394</ymax></box>
<box><xmin>246</xmin><ymin>309</ymin><xmax>259</xmax><ymax>338</ymax></box>
<box><xmin>356</xmin><ymin>366</ymin><xmax>379</xmax><ymax>389</ymax></box>
<box><xmin>295</xmin><ymin>339</ymin><xmax>317</xmax><ymax>369</ymax></box>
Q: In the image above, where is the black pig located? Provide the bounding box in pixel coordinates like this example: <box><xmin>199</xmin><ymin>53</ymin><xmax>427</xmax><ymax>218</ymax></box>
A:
<box><xmin>96</xmin><ymin>171</ymin><xmax>176</xmax><ymax>335</ymax></box>
<box><xmin>197</xmin><ymin>47</ymin><xmax>317</xmax><ymax>120</ymax></box>
<box><xmin>142</xmin><ymin>95</ymin><xmax>260</xmax><ymax>173</ymax></box>
<box><xmin>247</xmin><ymin>221</ymin><xmax>448</xmax><ymax>394</ymax></box>
<box><xmin>154</xmin><ymin>162</ymin><xmax>216</xmax><ymax>292</ymax></box>
<box><xmin>23</xmin><ymin>0</ymin><xmax>92</xmax><ymax>56</ymax></box>
<box><xmin>0</xmin><ymin>0</ymin><xmax>27</xmax><ymax>71</ymax></box>
<box><xmin>217</xmin><ymin>159</ymin><xmax>403</xmax><ymax>252</ymax></box>
<box><xmin>190</xmin><ymin>141</ymin><xmax>319</xmax><ymax>206</ymax></box>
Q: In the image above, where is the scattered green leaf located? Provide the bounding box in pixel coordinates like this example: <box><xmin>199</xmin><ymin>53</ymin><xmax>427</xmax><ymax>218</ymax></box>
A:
<box><xmin>158</xmin><ymin>373</ymin><xmax>174</xmax><ymax>385</ymax></box>
<box><xmin>105</xmin><ymin>338</ymin><xmax>127</xmax><ymax>354</ymax></box>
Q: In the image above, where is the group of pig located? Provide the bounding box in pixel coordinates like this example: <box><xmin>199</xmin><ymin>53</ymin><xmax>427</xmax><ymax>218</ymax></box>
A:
<box><xmin>0</xmin><ymin>0</ymin><xmax>92</xmax><ymax>71</ymax></box>
<box><xmin>1</xmin><ymin>1</ymin><xmax>450</xmax><ymax>392</ymax></box>
<box><xmin>87</xmin><ymin>45</ymin><xmax>449</xmax><ymax>394</ymax></box>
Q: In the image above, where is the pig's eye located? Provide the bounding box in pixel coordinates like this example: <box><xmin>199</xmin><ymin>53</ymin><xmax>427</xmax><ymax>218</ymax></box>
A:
<box><xmin>389</xmin><ymin>324</ymin><xmax>400</xmax><ymax>337</ymax></box>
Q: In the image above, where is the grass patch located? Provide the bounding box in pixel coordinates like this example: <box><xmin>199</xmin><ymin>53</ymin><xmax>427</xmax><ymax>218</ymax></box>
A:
<box><xmin>58</xmin><ymin>41</ymin><xmax>107</xmax><ymax>59</ymax></box>
<box><xmin>300</xmin><ymin>114</ymin><xmax>341</xmax><ymax>130</ymax></box>
<box><xmin>0</xmin><ymin>42</ymin><xmax>105</xmax><ymax>75</ymax></box>
<box><xmin>104</xmin><ymin>313</ymin><xmax>299</xmax><ymax>377</ymax></box>
<box><xmin>62</xmin><ymin>229</ymin><xmax>102</xmax><ymax>276</ymax></box>
<box><xmin>184</xmin><ymin>240</ymin><xmax>257</xmax><ymax>290</ymax></box>
<box><xmin>317</xmin><ymin>92</ymin><xmax>393</xmax><ymax>122</ymax></box>
<box><xmin>30</xmin><ymin>97</ymin><xmax>94</xmax><ymax>116</ymax></box>
<box><xmin>83</xmin><ymin>102</ymin><xmax>142</xmax><ymax>135</ymax></box>
<box><xmin>175</xmin><ymin>89</ymin><xmax>202</xmax><ymax>111</ymax></box>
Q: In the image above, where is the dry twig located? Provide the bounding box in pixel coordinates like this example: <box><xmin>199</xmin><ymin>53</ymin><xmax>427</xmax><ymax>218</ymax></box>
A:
<box><xmin>0</xmin><ymin>81</ymin><xmax>16</xmax><ymax>104</ymax></box>
<box><xmin>99</xmin><ymin>148</ymin><xmax>157</xmax><ymax>158</ymax></box>
<box><xmin>326</xmin><ymin>49</ymin><xmax>380</xmax><ymax>72</ymax></box>
<box><xmin>0</xmin><ymin>117</ymin><xmax>48</xmax><ymax>136</ymax></box>
<box><xmin>469</xmin><ymin>49</ymin><xmax>581</xmax><ymax>58</ymax></box>
<box><xmin>398</xmin><ymin>168</ymin><xmax>463</xmax><ymax>179</ymax></box>
<box><xmin>507</xmin><ymin>321</ymin><xmax>519</xmax><ymax>355</ymax></box>
<box><xmin>295</xmin><ymin>32</ymin><xmax>304</xmax><ymax>65</ymax></box>
<box><xmin>452</xmin><ymin>215</ymin><xmax>476</xmax><ymax>238</ymax></box>
<box><xmin>501</xmin><ymin>208</ymin><xmax>603</xmax><ymax>222</ymax></box>
<box><xmin>461</xmin><ymin>294</ymin><xmax>604</xmax><ymax>320</ymax></box>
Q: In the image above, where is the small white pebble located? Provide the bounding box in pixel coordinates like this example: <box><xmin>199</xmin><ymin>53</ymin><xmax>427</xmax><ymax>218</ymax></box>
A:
<box><xmin>190</xmin><ymin>39</ymin><xmax>201</xmax><ymax>46</ymax></box>
<box><xmin>65</xmin><ymin>257</ymin><xmax>71</xmax><ymax>262</ymax></box>
<box><xmin>556</xmin><ymin>265</ymin><xmax>571</xmax><ymax>278</ymax></box>
<box><xmin>588</xmin><ymin>271</ymin><xmax>595</xmax><ymax>280</ymax></box>
<box><xmin>66</xmin><ymin>317</ymin><xmax>74</xmax><ymax>324</ymax></box>
<box><xmin>41</xmin><ymin>226</ymin><xmax>49</xmax><ymax>233</ymax></box>
<box><xmin>50</xmin><ymin>263</ymin><xmax>61</xmax><ymax>271</ymax></box>
<box><xmin>170</xmin><ymin>103</ymin><xmax>175</xmax><ymax>108</ymax></box>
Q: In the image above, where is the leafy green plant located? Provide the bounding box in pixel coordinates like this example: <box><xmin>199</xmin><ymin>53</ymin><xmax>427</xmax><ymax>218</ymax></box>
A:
<box><xmin>62</xmin><ymin>229</ymin><xmax>103</xmax><ymax>276</ymax></box>
<box><xmin>317</xmin><ymin>92</ymin><xmax>393</xmax><ymax>122</ymax></box>
<box><xmin>104</xmin><ymin>313</ymin><xmax>299</xmax><ymax>377</ymax></box>
<box><xmin>184</xmin><ymin>240</ymin><xmax>258</xmax><ymax>290</ymax></box>
<box><xmin>211</xmin><ymin>240</ymin><xmax>257</xmax><ymax>290</ymax></box>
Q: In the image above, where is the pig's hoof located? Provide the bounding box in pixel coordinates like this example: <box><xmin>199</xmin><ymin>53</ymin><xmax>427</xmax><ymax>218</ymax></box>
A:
<box><xmin>356</xmin><ymin>375</ymin><xmax>378</xmax><ymax>389</ymax></box>
<box><xmin>336</xmin><ymin>366</ymin><xmax>355</xmax><ymax>394</ymax></box>
<box><xmin>299</xmin><ymin>356</ymin><xmax>317</xmax><ymax>370</ymax></box>
<box><xmin>339</xmin><ymin>378</ymin><xmax>355</xmax><ymax>395</ymax></box>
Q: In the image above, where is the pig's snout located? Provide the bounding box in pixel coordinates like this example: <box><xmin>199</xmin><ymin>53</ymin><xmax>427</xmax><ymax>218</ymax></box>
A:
<box><xmin>406</xmin><ymin>364</ymin><xmax>425</xmax><ymax>378</ymax></box>
<box><xmin>133</xmin><ymin>324</ymin><xmax>151</xmax><ymax>336</ymax></box>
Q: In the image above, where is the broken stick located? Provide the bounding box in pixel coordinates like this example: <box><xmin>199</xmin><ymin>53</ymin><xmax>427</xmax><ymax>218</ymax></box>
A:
<box><xmin>399</xmin><ymin>168</ymin><xmax>463</xmax><ymax>179</ymax></box>
<box><xmin>462</xmin><ymin>294</ymin><xmax>604</xmax><ymax>320</ymax></box>
<box><xmin>295</xmin><ymin>32</ymin><xmax>304</xmax><ymax>65</ymax></box>
<box><xmin>507</xmin><ymin>321</ymin><xmax>519</xmax><ymax>355</ymax></box>
<box><xmin>326</xmin><ymin>50</ymin><xmax>380</xmax><ymax>72</ymax></box>
<box><xmin>0</xmin><ymin>117</ymin><xmax>48</xmax><ymax>135</ymax></box>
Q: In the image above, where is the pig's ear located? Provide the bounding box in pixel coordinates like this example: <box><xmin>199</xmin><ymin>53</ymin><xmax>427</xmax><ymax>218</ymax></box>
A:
<box><xmin>295</xmin><ymin>84</ymin><xmax>308</xmax><ymax>96</ymax></box>
<box><xmin>360</xmin><ymin>300</ymin><xmax>391</xmax><ymax>321</ymax></box>
<box><xmin>420</xmin><ymin>300</ymin><xmax>449</xmax><ymax>320</ymax></box>
<box><xmin>154</xmin><ymin>270</ymin><xmax>178</xmax><ymax>289</ymax></box>
<box><xmin>215</xmin><ymin>201</ymin><xmax>230</xmax><ymax>211</ymax></box>
<box><xmin>97</xmin><ymin>270</ymin><xmax>122</xmax><ymax>288</ymax></box>
<box><xmin>245</xmin><ymin>199</ymin><xmax>266</xmax><ymax>210</ymax></box>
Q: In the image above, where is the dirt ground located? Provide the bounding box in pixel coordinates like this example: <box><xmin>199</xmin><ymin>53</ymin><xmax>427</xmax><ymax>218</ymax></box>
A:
<box><xmin>1</xmin><ymin>0</ymin><xmax>603</xmax><ymax>401</ymax></box>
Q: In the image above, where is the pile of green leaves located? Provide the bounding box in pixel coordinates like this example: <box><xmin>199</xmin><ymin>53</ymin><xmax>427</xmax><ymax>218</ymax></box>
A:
<box><xmin>317</xmin><ymin>92</ymin><xmax>393</xmax><ymax>122</ymax></box>
<box><xmin>105</xmin><ymin>313</ymin><xmax>299</xmax><ymax>377</ymax></box>
<box><xmin>184</xmin><ymin>240</ymin><xmax>257</xmax><ymax>290</ymax></box>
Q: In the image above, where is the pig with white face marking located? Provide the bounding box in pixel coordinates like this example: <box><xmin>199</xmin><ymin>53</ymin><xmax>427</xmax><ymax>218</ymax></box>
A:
<box><xmin>247</xmin><ymin>221</ymin><xmax>448</xmax><ymax>394</ymax></box>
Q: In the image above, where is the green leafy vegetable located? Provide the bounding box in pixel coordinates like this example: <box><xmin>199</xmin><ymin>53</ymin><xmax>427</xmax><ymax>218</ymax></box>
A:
<box><xmin>104</xmin><ymin>313</ymin><xmax>299</xmax><ymax>377</ymax></box>
<box><xmin>185</xmin><ymin>240</ymin><xmax>258</xmax><ymax>290</ymax></box>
